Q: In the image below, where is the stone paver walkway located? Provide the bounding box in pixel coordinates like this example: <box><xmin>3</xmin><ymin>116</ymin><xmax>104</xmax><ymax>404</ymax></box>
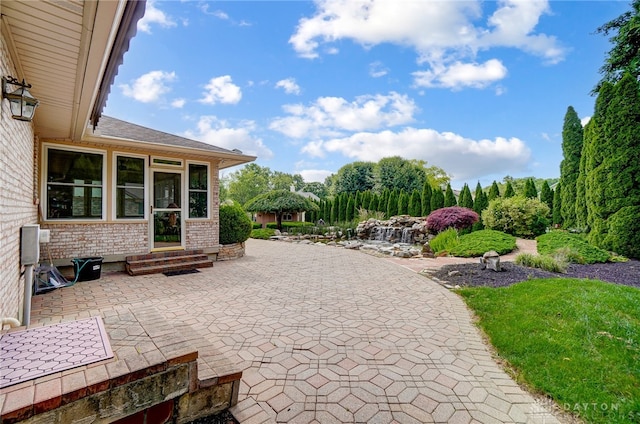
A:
<box><xmin>30</xmin><ymin>239</ymin><xmax>559</xmax><ymax>423</ymax></box>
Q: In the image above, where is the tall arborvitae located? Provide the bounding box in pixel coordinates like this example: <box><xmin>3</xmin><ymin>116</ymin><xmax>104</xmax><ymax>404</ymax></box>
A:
<box><xmin>552</xmin><ymin>182</ymin><xmax>562</xmax><ymax>226</ymax></box>
<box><xmin>524</xmin><ymin>178</ymin><xmax>538</xmax><ymax>199</ymax></box>
<box><xmin>421</xmin><ymin>182</ymin><xmax>432</xmax><ymax>216</ymax></box>
<box><xmin>431</xmin><ymin>188</ymin><xmax>444</xmax><ymax>211</ymax></box>
<box><xmin>380</xmin><ymin>189</ymin><xmax>390</xmax><ymax>214</ymax></box>
<box><xmin>330</xmin><ymin>200</ymin><xmax>337</xmax><ymax>224</ymax></box>
<box><xmin>540</xmin><ymin>181</ymin><xmax>554</xmax><ymax>216</ymax></box>
<box><xmin>575</xmin><ymin>122</ymin><xmax>590</xmax><ymax>230</ymax></box>
<box><xmin>504</xmin><ymin>181</ymin><xmax>515</xmax><ymax>198</ymax></box>
<box><xmin>588</xmin><ymin>74</ymin><xmax>640</xmax><ymax>251</ymax></box>
<box><xmin>386</xmin><ymin>190</ymin><xmax>398</xmax><ymax>218</ymax></box>
<box><xmin>338</xmin><ymin>193</ymin><xmax>346</xmax><ymax>222</ymax></box>
<box><xmin>444</xmin><ymin>183</ymin><xmax>457</xmax><ymax>207</ymax></box>
<box><xmin>409</xmin><ymin>190</ymin><xmax>422</xmax><ymax>217</ymax></box>
<box><xmin>585</xmin><ymin>82</ymin><xmax>615</xmax><ymax>238</ymax></box>
<box><xmin>346</xmin><ymin>196</ymin><xmax>355</xmax><ymax>222</ymax></box>
<box><xmin>488</xmin><ymin>181</ymin><xmax>501</xmax><ymax>201</ymax></box>
<box><xmin>367</xmin><ymin>193</ymin><xmax>377</xmax><ymax>212</ymax></box>
<box><xmin>558</xmin><ymin>106</ymin><xmax>584</xmax><ymax>228</ymax></box>
<box><xmin>458</xmin><ymin>184</ymin><xmax>474</xmax><ymax>209</ymax></box>
<box><xmin>397</xmin><ymin>190</ymin><xmax>409</xmax><ymax>215</ymax></box>
<box><xmin>473</xmin><ymin>182</ymin><xmax>488</xmax><ymax>230</ymax></box>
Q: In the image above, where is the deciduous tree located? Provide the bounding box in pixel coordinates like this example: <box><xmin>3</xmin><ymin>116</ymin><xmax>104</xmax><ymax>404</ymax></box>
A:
<box><xmin>245</xmin><ymin>190</ymin><xmax>319</xmax><ymax>231</ymax></box>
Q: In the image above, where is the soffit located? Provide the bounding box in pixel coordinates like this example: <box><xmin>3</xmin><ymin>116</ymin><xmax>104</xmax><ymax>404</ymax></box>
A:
<box><xmin>1</xmin><ymin>0</ymin><xmax>124</xmax><ymax>140</ymax></box>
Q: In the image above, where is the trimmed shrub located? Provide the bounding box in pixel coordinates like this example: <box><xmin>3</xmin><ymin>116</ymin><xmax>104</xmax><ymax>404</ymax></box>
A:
<box><xmin>250</xmin><ymin>228</ymin><xmax>276</xmax><ymax>239</ymax></box>
<box><xmin>426</xmin><ymin>206</ymin><xmax>479</xmax><ymax>233</ymax></box>
<box><xmin>536</xmin><ymin>231</ymin><xmax>610</xmax><ymax>263</ymax></box>
<box><xmin>449</xmin><ymin>230</ymin><xmax>516</xmax><ymax>257</ymax></box>
<box><xmin>429</xmin><ymin>228</ymin><xmax>459</xmax><ymax>254</ymax></box>
<box><xmin>482</xmin><ymin>197</ymin><xmax>550</xmax><ymax>239</ymax></box>
<box><xmin>252</xmin><ymin>222</ymin><xmax>262</xmax><ymax>229</ymax></box>
<box><xmin>515</xmin><ymin>253</ymin><xmax>567</xmax><ymax>273</ymax></box>
<box><xmin>266</xmin><ymin>221</ymin><xmax>311</xmax><ymax>229</ymax></box>
<box><xmin>220</xmin><ymin>203</ymin><xmax>252</xmax><ymax>244</ymax></box>
<box><xmin>602</xmin><ymin>206</ymin><xmax>640</xmax><ymax>259</ymax></box>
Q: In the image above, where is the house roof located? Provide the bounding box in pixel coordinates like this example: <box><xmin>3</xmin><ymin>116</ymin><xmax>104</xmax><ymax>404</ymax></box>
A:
<box><xmin>1</xmin><ymin>0</ymin><xmax>144</xmax><ymax>140</ymax></box>
<box><xmin>89</xmin><ymin>115</ymin><xmax>256</xmax><ymax>169</ymax></box>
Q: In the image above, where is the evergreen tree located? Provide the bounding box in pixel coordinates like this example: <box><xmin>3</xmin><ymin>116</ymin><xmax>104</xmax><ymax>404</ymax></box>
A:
<box><xmin>408</xmin><ymin>190</ymin><xmax>422</xmax><ymax>217</ymax></box>
<box><xmin>584</xmin><ymin>82</ymin><xmax>615</xmax><ymax>235</ymax></box>
<box><xmin>430</xmin><ymin>189</ymin><xmax>444</xmax><ymax>211</ymax></box>
<box><xmin>346</xmin><ymin>196</ymin><xmax>355</xmax><ymax>222</ymax></box>
<box><xmin>504</xmin><ymin>181</ymin><xmax>515</xmax><ymax>198</ymax></box>
<box><xmin>354</xmin><ymin>192</ymin><xmax>362</xmax><ymax>211</ymax></box>
<box><xmin>488</xmin><ymin>181</ymin><xmax>501</xmax><ymax>201</ymax></box>
<box><xmin>558</xmin><ymin>106</ymin><xmax>584</xmax><ymax>228</ymax></box>
<box><xmin>337</xmin><ymin>193</ymin><xmax>346</xmax><ymax>222</ymax></box>
<box><xmin>444</xmin><ymin>183</ymin><xmax>457</xmax><ymax>207</ymax></box>
<box><xmin>367</xmin><ymin>193</ymin><xmax>377</xmax><ymax>212</ymax></box>
<box><xmin>398</xmin><ymin>191</ymin><xmax>409</xmax><ymax>215</ymax></box>
<box><xmin>472</xmin><ymin>182</ymin><xmax>488</xmax><ymax>231</ymax></box>
<box><xmin>575</xmin><ymin>123</ymin><xmax>589</xmax><ymax>230</ymax></box>
<box><xmin>421</xmin><ymin>182</ymin><xmax>432</xmax><ymax>216</ymax></box>
<box><xmin>330</xmin><ymin>200</ymin><xmax>337</xmax><ymax>224</ymax></box>
<box><xmin>595</xmin><ymin>0</ymin><xmax>640</xmax><ymax>91</ymax></box>
<box><xmin>524</xmin><ymin>178</ymin><xmax>538</xmax><ymax>199</ymax></box>
<box><xmin>380</xmin><ymin>189</ymin><xmax>390</xmax><ymax>213</ymax></box>
<box><xmin>552</xmin><ymin>183</ymin><xmax>562</xmax><ymax>226</ymax></box>
<box><xmin>587</xmin><ymin>73</ymin><xmax>640</xmax><ymax>250</ymax></box>
<box><xmin>386</xmin><ymin>190</ymin><xmax>398</xmax><ymax>218</ymax></box>
<box><xmin>458</xmin><ymin>184</ymin><xmax>474</xmax><ymax>209</ymax></box>
<box><xmin>540</xmin><ymin>181</ymin><xmax>554</xmax><ymax>216</ymax></box>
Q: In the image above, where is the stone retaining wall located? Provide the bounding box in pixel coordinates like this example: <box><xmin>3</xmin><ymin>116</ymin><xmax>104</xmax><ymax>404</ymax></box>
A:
<box><xmin>217</xmin><ymin>243</ymin><xmax>245</xmax><ymax>261</ymax></box>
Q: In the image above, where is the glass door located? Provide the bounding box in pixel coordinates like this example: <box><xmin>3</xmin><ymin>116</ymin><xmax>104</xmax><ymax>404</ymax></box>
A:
<box><xmin>151</xmin><ymin>171</ymin><xmax>183</xmax><ymax>250</ymax></box>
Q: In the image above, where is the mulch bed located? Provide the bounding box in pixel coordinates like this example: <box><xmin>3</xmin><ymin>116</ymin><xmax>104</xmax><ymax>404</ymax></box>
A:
<box><xmin>426</xmin><ymin>259</ymin><xmax>640</xmax><ymax>289</ymax></box>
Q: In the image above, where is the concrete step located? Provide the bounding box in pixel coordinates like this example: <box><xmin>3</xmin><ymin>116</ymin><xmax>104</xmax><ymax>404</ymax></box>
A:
<box><xmin>125</xmin><ymin>250</ymin><xmax>213</xmax><ymax>276</ymax></box>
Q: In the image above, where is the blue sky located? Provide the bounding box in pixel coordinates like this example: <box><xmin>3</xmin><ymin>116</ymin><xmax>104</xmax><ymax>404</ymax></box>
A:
<box><xmin>104</xmin><ymin>0</ymin><xmax>630</xmax><ymax>189</ymax></box>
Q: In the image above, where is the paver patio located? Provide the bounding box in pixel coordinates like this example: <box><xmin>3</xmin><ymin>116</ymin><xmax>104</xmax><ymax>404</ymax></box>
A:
<box><xmin>29</xmin><ymin>239</ymin><xmax>559</xmax><ymax>423</ymax></box>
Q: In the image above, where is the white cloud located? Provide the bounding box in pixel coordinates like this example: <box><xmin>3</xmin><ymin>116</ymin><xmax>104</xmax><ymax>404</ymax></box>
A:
<box><xmin>290</xmin><ymin>0</ymin><xmax>565</xmax><ymax>90</ymax></box>
<box><xmin>171</xmin><ymin>98</ymin><xmax>186</xmax><ymax>108</ymax></box>
<box><xmin>480</xmin><ymin>0</ymin><xmax>563</xmax><ymax>65</ymax></box>
<box><xmin>270</xmin><ymin>92</ymin><xmax>417</xmax><ymax>138</ymax></box>
<box><xmin>581</xmin><ymin>116</ymin><xmax>591</xmax><ymax>126</ymax></box>
<box><xmin>138</xmin><ymin>1</ymin><xmax>177</xmax><ymax>33</ymax></box>
<box><xmin>299</xmin><ymin>169</ymin><xmax>334</xmax><ymax>183</ymax></box>
<box><xmin>120</xmin><ymin>70</ymin><xmax>176</xmax><ymax>103</ymax></box>
<box><xmin>184</xmin><ymin>116</ymin><xmax>273</xmax><ymax>159</ymax></box>
<box><xmin>200</xmin><ymin>76</ymin><xmax>242</xmax><ymax>105</ymax></box>
<box><xmin>301</xmin><ymin>127</ymin><xmax>531</xmax><ymax>181</ymax></box>
<box><xmin>275</xmin><ymin>78</ymin><xmax>301</xmax><ymax>95</ymax></box>
<box><xmin>369</xmin><ymin>61</ymin><xmax>388</xmax><ymax>78</ymax></box>
<box><xmin>413</xmin><ymin>59</ymin><xmax>507</xmax><ymax>89</ymax></box>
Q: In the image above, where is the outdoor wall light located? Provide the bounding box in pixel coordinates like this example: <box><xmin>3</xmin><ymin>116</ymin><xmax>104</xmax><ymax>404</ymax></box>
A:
<box><xmin>2</xmin><ymin>76</ymin><xmax>39</xmax><ymax>122</ymax></box>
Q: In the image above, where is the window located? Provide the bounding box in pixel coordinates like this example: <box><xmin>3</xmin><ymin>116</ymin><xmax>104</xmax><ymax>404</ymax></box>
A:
<box><xmin>116</xmin><ymin>156</ymin><xmax>145</xmax><ymax>219</ymax></box>
<box><xmin>46</xmin><ymin>148</ymin><xmax>104</xmax><ymax>219</ymax></box>
<box><xmin>188</xmin><ymin>163</ymin><xmax>208</xmax><ymax>218</ymax></box>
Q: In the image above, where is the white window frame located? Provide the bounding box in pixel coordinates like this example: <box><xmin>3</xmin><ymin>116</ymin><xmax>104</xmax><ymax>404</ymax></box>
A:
<box><xmin>113</xmin><ymin>152</ymin><xmax>148</xmax><ymax>221</ymax></box>
<box><xmin>42</xmin><ymin>144</ymin><xmax>107</xmax><ymax>222</ymax></box>
<box><xmin>151</xmin><ymin>156</ymin><xmax>183</xmax><ymax>168</ymax></box>
<box><xmin>186</xmin><ymin>161</ymin><xmax>210</xmax><ymax>220</ymax></box>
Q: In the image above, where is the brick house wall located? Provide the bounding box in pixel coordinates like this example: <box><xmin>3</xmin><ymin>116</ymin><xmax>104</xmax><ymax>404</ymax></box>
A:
<box><xmin>39</xmin><ymin>223</ymin><xmax>149</xmax><ymax>260</ymax></box>
<box><xmin>1</xmin><ymin>34</ymin><xmax>38</xmax><ymax>321</ymax></box>
<box><xmin>37</xmin><ymin>145</ymin><xmax>222</xmax><ymax>264</ymax></box>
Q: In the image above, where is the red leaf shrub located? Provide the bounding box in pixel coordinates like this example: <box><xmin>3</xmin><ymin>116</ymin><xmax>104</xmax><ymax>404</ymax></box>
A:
<box><xmin>426</xmin><ymin>206</ymin><xmax>479</xmax><ymax>233</ymax></box>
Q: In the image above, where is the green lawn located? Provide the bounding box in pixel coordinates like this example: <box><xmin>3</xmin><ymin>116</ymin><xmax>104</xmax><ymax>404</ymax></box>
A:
<box><xmin>457</xmin><ymin>279</ymin><xmax>640</xmax><ymax>423</ymax></box>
